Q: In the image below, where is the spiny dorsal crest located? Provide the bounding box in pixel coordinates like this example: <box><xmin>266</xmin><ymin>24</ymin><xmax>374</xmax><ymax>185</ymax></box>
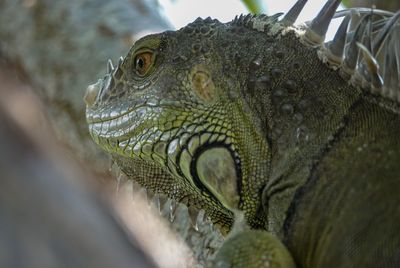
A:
<box><xmin>230</xmin><ymin>13</ymin><xmax>284</xmax><ymax>33</ymax></box>
<box><xmin>181</xmin><ymin>16</ymin><xmax>223</xmax><ymax>37</ymax></box>
<box><xmin>230</xmin><ymin>0</ymin><xmax>400</xmax><ymax>105</ymax></box>
<box><xmin>104</xmin><ymin>1</ymin><xmax>399</xmax><ymax>105</ymax></box>
<box><xmin>283</xmin><ymin>0</ymin><xmax>400</xmax><ymax>104</ymax></box>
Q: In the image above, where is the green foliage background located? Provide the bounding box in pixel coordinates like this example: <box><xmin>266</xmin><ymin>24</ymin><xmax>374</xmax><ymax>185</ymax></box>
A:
<box><xmin>241</xmin><ymin>0</ymin><xmax>264</xmax><ymax>13</ymax></box>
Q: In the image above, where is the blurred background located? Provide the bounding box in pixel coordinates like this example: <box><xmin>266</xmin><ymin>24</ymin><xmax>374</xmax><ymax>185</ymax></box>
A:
<box><xmin>0</xmin><ymin>0</ymin><xmax>398</xmax><ymax>267</ymax></box>
<box><xmin>160</xmin><ymin>0</ymin><xmax>338</xmax><ymax>34</ymax></box>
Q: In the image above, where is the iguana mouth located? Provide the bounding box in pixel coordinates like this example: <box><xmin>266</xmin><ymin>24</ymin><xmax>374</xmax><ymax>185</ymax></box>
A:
<box><xmin>85</xmin><ymin>75</ymin><xmax>160</xmax><ymax>126</ymax></box>
<box><xmin>89</xmin><ymin>102</ymin><xmax>242</xmax><ymax>196</ymax></box>
<box><xmin>87</xmin><ymin>104</ymin><xmax>161</xmax><ymax>140</ymax></box>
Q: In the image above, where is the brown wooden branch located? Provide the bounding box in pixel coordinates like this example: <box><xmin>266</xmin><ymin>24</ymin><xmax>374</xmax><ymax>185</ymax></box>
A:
<box><xmin>0</xmin><ymin>0</ymin><xmax>172</xmax><ymax>178</ymax></box>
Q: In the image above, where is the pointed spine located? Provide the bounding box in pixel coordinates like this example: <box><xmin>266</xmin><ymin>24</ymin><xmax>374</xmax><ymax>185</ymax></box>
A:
<box><xmin>372</xmin><ymin>11</ymin><xmax>400</xmax><ymax>56</ymax></box>
<box><xmin>357</xmin><ymin>42</ymin><xmax>383</xmax><ymax>89</ymax></box>
<box><xmin>281</xmin><ymin>0</ymin><xmax>308</xmax><ymax>26</ymax></box>
<box><xmin>107</xmin><ymin>59</ymin><xmax>114</xmax><ymax>73</ymax></box>
<box><xmin>323</xmin><ymin>14</ymin><xmax>351</xmax><ymax>66</ymax></box>
<box><xmin>342</xmin><ymin>14</ymin><xmax>371</xmax><ymax>75</ymax></box>
<box><xmin>303</xmin><ymin>0</ymin><xmax>342</xmax><ymax>45</ymax></box>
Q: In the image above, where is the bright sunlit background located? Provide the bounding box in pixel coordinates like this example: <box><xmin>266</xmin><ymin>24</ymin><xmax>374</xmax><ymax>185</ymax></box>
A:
<box><xmin>158</xmin><ymin>0</ymin><xmax>344</xmax><ymax>39</ymax></box>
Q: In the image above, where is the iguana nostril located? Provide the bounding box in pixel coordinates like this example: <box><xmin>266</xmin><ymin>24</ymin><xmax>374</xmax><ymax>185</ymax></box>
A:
<box><xmin>84</xmin><ymin>80</ymin><xmax>101</xmax><ymax>107</ymax></box>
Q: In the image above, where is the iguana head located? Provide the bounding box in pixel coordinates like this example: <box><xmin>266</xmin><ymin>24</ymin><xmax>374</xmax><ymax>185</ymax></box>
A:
<box><xmin>85</xmin><ymin>17</ymin><xmax>279</xmax><ymax>231</ymax></box>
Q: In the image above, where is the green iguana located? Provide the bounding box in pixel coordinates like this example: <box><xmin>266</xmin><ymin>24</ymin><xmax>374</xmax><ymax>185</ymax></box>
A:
<box><xmin>85</xmin><ymin>0</ymin><xmax>400</xmax><ymax>266</ymax></box>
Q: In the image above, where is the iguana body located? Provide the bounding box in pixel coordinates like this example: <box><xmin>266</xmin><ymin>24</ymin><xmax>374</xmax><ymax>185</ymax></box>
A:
<box><xmin>85</xmin><ymin>0</ymin><xmax>400</xmax><ymax>266</ymax></box>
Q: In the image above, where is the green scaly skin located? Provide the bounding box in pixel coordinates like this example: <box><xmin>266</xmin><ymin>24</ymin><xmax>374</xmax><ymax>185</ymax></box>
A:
<box><xmin>85</xmin><ymin>8</ymin><xmax>400</xmax><ymax>268</ymax></box>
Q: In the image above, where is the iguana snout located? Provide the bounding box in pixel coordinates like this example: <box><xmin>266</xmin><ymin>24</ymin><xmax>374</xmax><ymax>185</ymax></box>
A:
<box><xmin>84</xmin><ymin>79</ymin><xmax>101</xmax><ymax>107</ymax></box>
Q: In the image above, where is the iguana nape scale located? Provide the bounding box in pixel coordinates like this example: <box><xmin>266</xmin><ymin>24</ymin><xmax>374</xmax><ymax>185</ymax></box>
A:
<box><xmin>85</xmin><ymin>0</ymin><xmax>400</xmax><ymax>266</ymax></box>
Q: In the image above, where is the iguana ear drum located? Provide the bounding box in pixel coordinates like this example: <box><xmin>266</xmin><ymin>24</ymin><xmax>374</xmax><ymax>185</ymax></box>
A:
<box><xmin>192</xmin><ymin>145</ymin><xmax>241</xmax><ymax>210</ymax></box>
<box><xmin>190</xmin><ymin>65</ymin><xmax>216</xmax><ymax>102</ymax></box>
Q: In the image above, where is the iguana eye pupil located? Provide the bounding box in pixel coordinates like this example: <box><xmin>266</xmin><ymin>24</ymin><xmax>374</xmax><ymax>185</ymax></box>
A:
<box><xmin>137</xmin><ymin>58</ymin><xmax>144</xmax><ymax>68</ymax></box>
<box><xmin>134</xmin><ymin>52</ymin><xmax>153</xmax><ymax>76</ymax></box>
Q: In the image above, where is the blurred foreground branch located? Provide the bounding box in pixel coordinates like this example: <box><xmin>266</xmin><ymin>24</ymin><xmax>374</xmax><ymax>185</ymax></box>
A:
<box><xmin>0</xmin><ymin>94</ymin><xmax>157</xmax><ymax>268</ymax></box>
<box><xmin>0</xmin><ymin>2</ymin><xmax>223</xmax><ymax>265</ymax></box>
<box><xmin>0</xmin><ymin>0</ymin><xmax>172</xmax><ymax>178</ymax></box>
<box><xmin>0</xmin><ymin>66</ymin><xmax>194</xmax><ymax>267</ymax></box>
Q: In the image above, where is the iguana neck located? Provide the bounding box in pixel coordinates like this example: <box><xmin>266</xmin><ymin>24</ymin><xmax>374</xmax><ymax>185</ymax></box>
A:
<box><xmin>241</xmin><ymin>29</ymin><xmax>362</xmax><ymax>234</ymax></box>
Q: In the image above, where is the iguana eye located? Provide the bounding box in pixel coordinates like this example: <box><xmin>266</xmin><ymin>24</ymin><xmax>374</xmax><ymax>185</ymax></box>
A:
<box><xmin>134</xmin><ymin>51</ymin><xmax>153</xmax><ymax>76</ymax></box>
